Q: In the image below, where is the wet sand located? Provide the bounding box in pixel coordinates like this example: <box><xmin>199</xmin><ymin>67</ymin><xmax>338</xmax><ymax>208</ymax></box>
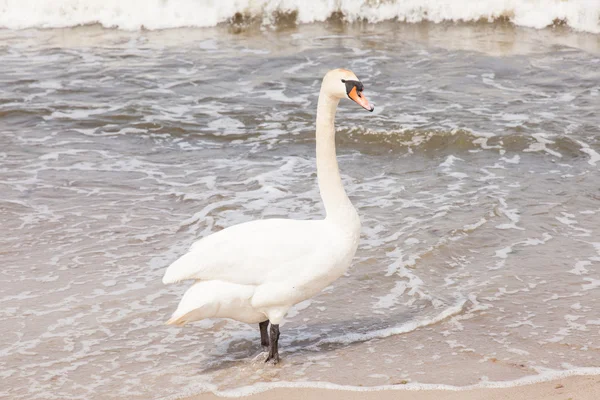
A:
<box><xmin>186</xmin><ymin>375</ymin><xmax>600</xmax><ymax>400</ymax></box>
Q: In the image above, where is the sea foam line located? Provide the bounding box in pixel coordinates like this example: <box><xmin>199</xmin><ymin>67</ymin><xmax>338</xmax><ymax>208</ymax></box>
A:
<box><xmin>167</xmin><ymin>367</ymin><xmax>600</xmax><ymax>399</ymax></box>
<box><xmin>311</xmin><ymin>297</ymin><xmax>468</xmax><ymax>347</ymax></box>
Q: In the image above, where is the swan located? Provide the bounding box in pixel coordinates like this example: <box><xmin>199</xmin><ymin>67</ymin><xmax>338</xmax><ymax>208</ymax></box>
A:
<box><xmin>162</xmin><ymin>68</ymin><xmax>374</xmax><ymax>364</ymax></box>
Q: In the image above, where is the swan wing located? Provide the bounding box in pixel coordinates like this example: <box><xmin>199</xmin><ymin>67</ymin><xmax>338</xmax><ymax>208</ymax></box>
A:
<box><xmin>162</xmin><ymin>219</ymin><xmax>329</xmax><ymax>285</ymax></box>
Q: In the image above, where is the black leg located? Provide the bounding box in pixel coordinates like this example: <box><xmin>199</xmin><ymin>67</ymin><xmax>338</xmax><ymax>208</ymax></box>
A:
<box><xmin>259</xmin><ymin>320</ymin><xmax>269</xmax><ymax>349</ymax></box>
<box><xmin>265</xmin><ymin>323</ymin><xmax>280</xmax><ymax>364</ymax></box>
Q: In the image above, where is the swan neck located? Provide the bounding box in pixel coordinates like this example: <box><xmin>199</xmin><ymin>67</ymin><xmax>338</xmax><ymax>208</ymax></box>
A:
<box><xmin>315</xmin><ymin>90</ymin><xmax>356</xmax><ymax>223</ymax></box>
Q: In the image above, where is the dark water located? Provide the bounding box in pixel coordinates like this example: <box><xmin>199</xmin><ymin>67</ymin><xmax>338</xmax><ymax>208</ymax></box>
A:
<box><xmin>1</xmin><ymin>22</ymin><xmax>599</xmax><ymax>399</ymax></box>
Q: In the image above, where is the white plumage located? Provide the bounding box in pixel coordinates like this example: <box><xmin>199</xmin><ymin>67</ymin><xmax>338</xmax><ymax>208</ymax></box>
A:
<box><xmin>164</xmin><ymin>219</ymin><xmax>358</xmax><ymax>324</ymax></box>
<box><xmin>162</xmin><ymin>68</ymin><xmax>374</xmax><ymax>362</ymax></box>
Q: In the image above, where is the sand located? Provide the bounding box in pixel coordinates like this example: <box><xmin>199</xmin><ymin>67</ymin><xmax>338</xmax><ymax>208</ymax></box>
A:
<box><xmin>185</xmin><ymin>375</ymin><xmax>600</xmax><ymax>400</ymax></box>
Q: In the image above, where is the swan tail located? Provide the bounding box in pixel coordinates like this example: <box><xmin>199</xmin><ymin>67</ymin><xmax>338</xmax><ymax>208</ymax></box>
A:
<box><xmin>165</xmin><ymin>281</ymin><xmax>264</xmax><ymax>326</ymax></box>
<box><xmin>166</xmin><ymin>304</ymin><xmax>213</xmax><ymax>326</ymax></box>
<box><xmin>166</xmin><ymin>298</ymin><xmax>217</xmax><ymax>326</ymax></box>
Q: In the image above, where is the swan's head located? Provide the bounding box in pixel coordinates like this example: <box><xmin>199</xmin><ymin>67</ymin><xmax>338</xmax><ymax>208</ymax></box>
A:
<box><xmin>323</xmin><ymin>68</ymin><xmax>374</xmax><ymax>112</ymax></box>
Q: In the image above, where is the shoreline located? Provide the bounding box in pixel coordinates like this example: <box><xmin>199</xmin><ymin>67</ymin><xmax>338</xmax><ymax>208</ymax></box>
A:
<box><xmin>179</xmin><ymin>375</ymin><xmax>600</xmax><ymax>400</ymax></box>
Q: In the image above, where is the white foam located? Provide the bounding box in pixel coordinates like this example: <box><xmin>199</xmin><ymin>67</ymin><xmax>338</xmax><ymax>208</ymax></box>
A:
<box><xmin>556</xmin><ymin>212</ymin><xmax>577</xmax><ymax>226</ymax></box>
<box><xmin>494</xmin><ymin>197</ymin><xmax>524</xmax><ymax>230</ymax></box>
<box><xmin>501</xmin><ymin>155</ymin><xmax>520</xmax><ymax>164</ymax></box>
<box><xmin>174</xmin><ymin>367</ymin><xmax>600</xmax><ymax>398</ymax></box>
<box><xmin>44</xmin><ymin>107</ymin><xmax>117</xmax><ymax>120</ymax></box>
<box><xmin>285</xmin><ymin>299</ymin><xmax>313</xmax><ymax>319</ymax></box>
<box><xmin>374</xmin><ymin>281</ymin><xmax>408</xmax><ymax>309</ymax></box>
<box><xmin>284</xmin><ymin>59</ymin><xmax>318</xmax><ymax>75</ymax></box>
<box><xmin>575</xmin><ymin>140</ymin><xmax>600</xmax><ymax>166</ymax></box>
<box><xmin>439</xmin><ymin>155</ymin><xmax>462</xmax><ymax>168</ymax></box>
<box><xmin>1</xmin><ymin>0</ymin><xmax>598</xmax><ymax>33</ymax></box>
<box><xmin>462</xmin><ymin>218</ymin><xmax>487</xmax><ymax>231</ymax></box>
<box><xmin>523</xmin><ymin>133</ymin><xmax>562</xmax><ymax>158</ymax></box>
<box><xmin>582</xmin><ymin>278</ymin><xmax>600</xmax><ymax>291</ymax></box>
<box><xmin>316</xmin><ymin>298</ymin><xmax>467</xmax><ymax>346</ymax></box>
<box><xmin>207</xmin><ymin>117</ymin><xmax>246</xmax><ymax>135</ymax></box>
<box><xmin>495</xmin><ymin>246</ymin><xmax>513</xmax><ymax>259</ymax></box>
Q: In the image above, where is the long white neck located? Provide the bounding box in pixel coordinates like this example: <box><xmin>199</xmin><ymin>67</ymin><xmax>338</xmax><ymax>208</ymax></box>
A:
<box><xmin>315</xmin><ymin>88</ymin><xmax>358</xmax><ymax>227</ymax></box>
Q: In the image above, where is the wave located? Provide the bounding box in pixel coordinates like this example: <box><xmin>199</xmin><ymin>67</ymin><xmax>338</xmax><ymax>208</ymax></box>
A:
<box><xmin>1</xmin><ymin>0</ymin><xmax>599</xmax><ymax>33</ymax></box>
<box><xmin>337</xmin><ymin>128</ymin><xmax>599</xmax><ymax>163</ymax></box>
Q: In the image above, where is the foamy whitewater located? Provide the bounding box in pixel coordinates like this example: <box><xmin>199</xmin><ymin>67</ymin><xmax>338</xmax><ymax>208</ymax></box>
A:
<box><xmin>1</xmin><ymin>16</ymin><xmax>600</xmax><ymax>400</ymax></box>
<box><xmin>1</xmin><ymin>0</ymin><xmax>600</xmax><ymax>33</ymax></box>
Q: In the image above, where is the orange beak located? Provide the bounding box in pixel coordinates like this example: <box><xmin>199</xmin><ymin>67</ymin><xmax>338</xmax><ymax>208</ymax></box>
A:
<box><xmin>348</xmin><ymin>86</ymin><xmax>374</xmax><ymax>112</ymax></box>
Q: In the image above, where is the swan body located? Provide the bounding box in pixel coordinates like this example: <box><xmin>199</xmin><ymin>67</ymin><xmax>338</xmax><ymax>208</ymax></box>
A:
<box><xmin>163</xmin><ymin>68</ymin><xmax>374</xmax><ymax>362</ymax></box>
<box><xmin>165</xmin><ymin>217</ymin><xmax>360</xmax><ymax>325</ymax></box>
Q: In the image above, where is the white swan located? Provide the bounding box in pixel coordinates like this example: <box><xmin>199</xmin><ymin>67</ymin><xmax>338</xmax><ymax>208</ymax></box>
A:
<box><xmin>162</xmin><ymin>68</ymin><xmax>374</xmax><ymax>363</ymax></box>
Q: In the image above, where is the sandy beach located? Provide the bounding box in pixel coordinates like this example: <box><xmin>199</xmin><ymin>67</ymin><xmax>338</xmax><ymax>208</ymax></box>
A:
<box><xmin>188</xmin><ymin>375</ymin><xmax>600</xmax><ymax>400</ymax></box>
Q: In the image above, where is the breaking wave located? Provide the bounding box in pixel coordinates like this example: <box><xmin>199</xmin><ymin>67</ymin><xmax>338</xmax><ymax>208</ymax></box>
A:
<box><xmin>1</xmin><ymin>0</ymin><xmax>599</xmax><ymax>33</ymax></box>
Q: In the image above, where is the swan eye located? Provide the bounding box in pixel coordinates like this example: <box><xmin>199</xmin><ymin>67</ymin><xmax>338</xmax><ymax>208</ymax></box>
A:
<box><xmin>342</xmin><ymin>79</ymin><xmax>361</xmax><ymax>96</ymax></box>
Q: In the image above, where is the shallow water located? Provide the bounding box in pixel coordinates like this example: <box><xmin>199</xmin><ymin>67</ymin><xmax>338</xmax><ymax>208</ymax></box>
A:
<box><xmin>1</xmin><ymin>21</ymin><xmax>600</xmax><ymax>400</ymax></box>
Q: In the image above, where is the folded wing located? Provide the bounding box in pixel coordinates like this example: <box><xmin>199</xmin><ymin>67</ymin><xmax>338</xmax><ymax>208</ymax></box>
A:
<box><xmin>162</xmin><ymin>218</ymin><xmax>327</xmax><ymax>285</ymax></box>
